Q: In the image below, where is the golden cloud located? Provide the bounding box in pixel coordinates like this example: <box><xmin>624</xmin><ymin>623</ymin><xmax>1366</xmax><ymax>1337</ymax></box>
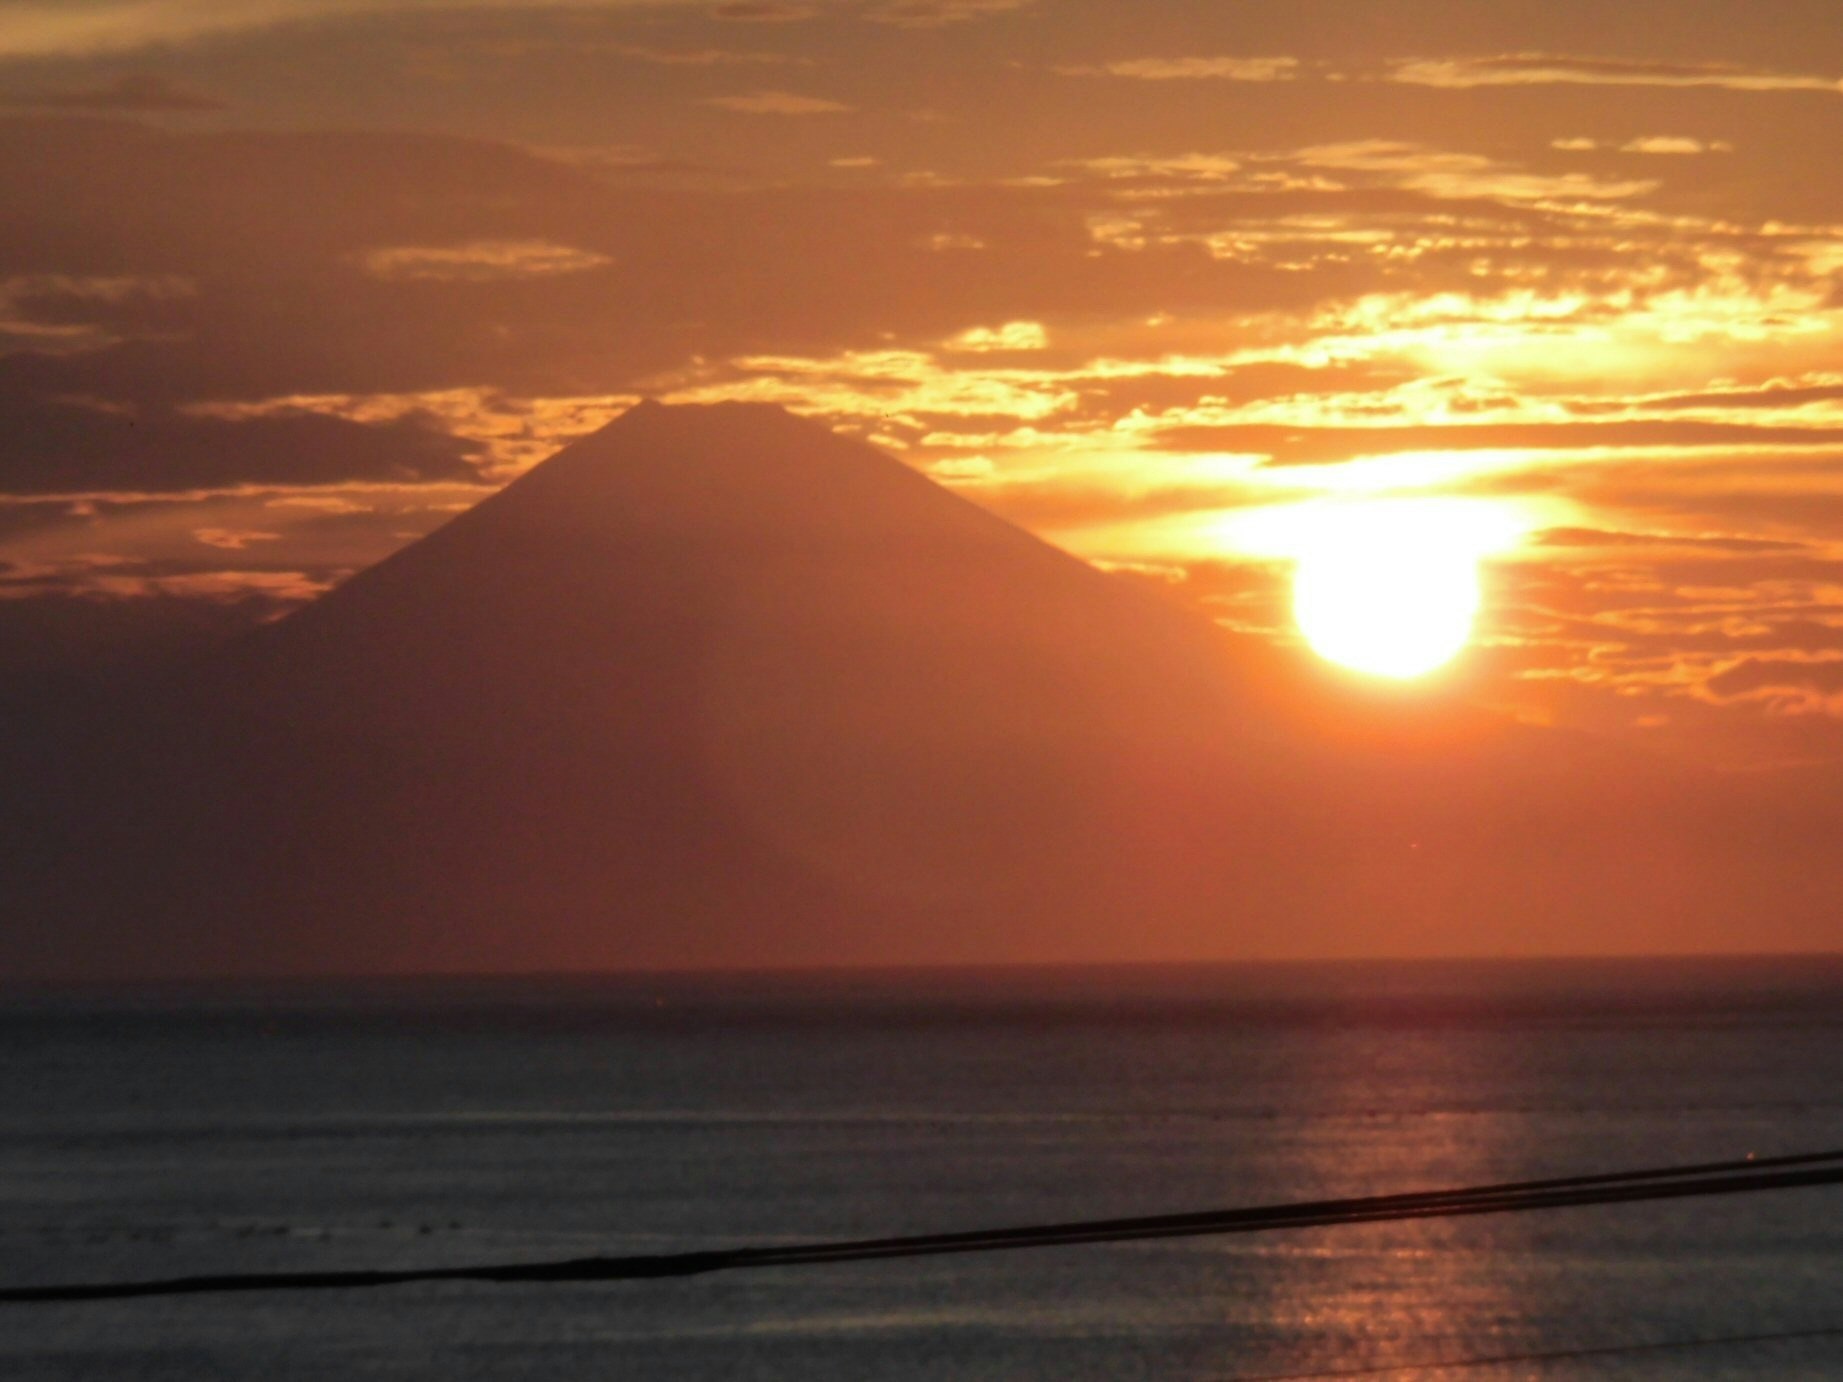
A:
<box><xmin>1057</xmin><ymin>57</ymin><xmax>1300</xmax><ymax>82</ymax></box>
<box><xmin>1389</xmin><ymin>54</ymin><xmax>1843</xmax><ymax>94</ymax></box>
<box><xmin>358</xmin><ymin>240</ymin><xmax>613</xmax><ymax>282</ymax></box>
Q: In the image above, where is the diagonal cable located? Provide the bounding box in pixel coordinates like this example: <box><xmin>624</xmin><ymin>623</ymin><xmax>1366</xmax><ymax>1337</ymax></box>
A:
<box><xmin>4</xmin><ymin>1147</ymin><xmax>1842</xmax><ymax>1303</ymax></box>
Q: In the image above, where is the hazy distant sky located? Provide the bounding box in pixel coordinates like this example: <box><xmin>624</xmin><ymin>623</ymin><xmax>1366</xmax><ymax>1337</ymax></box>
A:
<box><xmin>5</xmin><ymin>0</ymin><xmax>1843</xmax><ymax>763</ymax></box>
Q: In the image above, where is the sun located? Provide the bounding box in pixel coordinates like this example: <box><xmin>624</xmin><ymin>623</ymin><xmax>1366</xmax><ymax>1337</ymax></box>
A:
<box><xmin>1289</xmin><ymin>505</ymin><xmax>1491</xmax><ymax>680</ymax></box>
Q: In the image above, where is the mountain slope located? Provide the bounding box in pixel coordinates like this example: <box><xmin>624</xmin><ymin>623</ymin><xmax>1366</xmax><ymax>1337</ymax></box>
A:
<box><xmin>10</xmin><ymin>403</ymin><xmax>1276</xmax><ymax>975</ymax></box>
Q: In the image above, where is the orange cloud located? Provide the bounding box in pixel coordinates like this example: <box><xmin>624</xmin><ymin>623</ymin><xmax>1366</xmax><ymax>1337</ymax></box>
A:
<box><xmin>1280</xmin><ymin>140</ymin><xmax>1659</xmax><ymax>203</ymax></box>
<box><xmin>4</xmin><ymin>72</ymin><xmax>223</xmax><ymax>111</ymax></box>
<box><xmin>701</xmin><ymin>89</ymin><xmax>852</xmax><ymax>114</ymax></box>
<box><xmin>709</xmin><ymin>1</ymin><xmax>820</xmax><ymax>19</ymax></box>
<box><xmin>864</xmin><ymin>0</ymin><xmax>1032</xmax><ymax>25</ymax></box>
<box><xmin>1551</xmin><ymin>136</ymin><xmax>1735</xmax><ymax>155</ymax></box>
<box><xmin>192</xmin><ymin>527</ymin><xmax>282</xmax><ymax>550</ymax></box>
<box><xmin>946</xmin><ymin>321</ymin><xmax>1048</xmax><ymax>352</ymax></box>
<box><xmin>1389</xmin><ymin>54</ymin><xmax>1843</xmax><ymax>94</ymax></box>
<box><xmin>607</xmin><ymin>44</ymin><xmax>808</xmax><ymax>65</ymax></box>
<box><xmin>1620</xmin><ymin>136</ymin><xmax>1733</xmax><ymax>155</ymax></box>
<box><xmin>358</xmin><ymin>240</ymin><xmax>613</xmax><ymax>282</ymax></box>
<box><xmin>1057</xmin><ymin>57</ymin><xmax>1300</xmax><ymax>82</ymax></box>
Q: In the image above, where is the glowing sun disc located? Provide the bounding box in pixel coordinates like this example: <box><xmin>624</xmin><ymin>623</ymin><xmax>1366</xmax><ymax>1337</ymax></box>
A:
<box><xmin>1291</xmin><ymin>514</ymin><xmax>1485</xmax><ymax>680</ymax></box>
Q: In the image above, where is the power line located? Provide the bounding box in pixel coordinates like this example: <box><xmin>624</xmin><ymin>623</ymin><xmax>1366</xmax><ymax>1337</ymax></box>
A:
<box><xmin>3</xmin><ymin>1147</ymin><xmax>1841</xmax><ymax>1304</ymax></box>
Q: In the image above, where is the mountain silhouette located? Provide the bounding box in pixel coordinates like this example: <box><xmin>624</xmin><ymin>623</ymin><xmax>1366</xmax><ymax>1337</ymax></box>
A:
<box><xmin>5</xmin><ymin>402</ymin><xmax>1838</xmax><ymax>979</ymax></box>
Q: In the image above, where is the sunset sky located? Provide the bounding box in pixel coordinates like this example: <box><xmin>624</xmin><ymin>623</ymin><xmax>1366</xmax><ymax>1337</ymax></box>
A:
<box><xmin>6</xmin><ymin>0</ymin><xmax>1843</xmax><ymax>766</ymax></box>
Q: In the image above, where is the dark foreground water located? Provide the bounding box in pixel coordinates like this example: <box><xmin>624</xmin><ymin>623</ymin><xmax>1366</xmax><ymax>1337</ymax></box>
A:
<box><xmin>2</xmin><ymin>957</ymin><xmax>1841</xmax><ymax>1380</ymax></box>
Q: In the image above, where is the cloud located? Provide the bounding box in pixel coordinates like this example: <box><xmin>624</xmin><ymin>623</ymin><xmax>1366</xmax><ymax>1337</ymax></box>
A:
<box><xmin>666</xmin><ymin>346</ymin><xmax>1080</xmax><ymax>423</ymax></box>
<box><xmin>1551</xmin><ymin>136</ymin><xmax>1734</xmax><ymax>156</ymax></box>
<box><xmin>1148</xmin><ymin>420</ymin><xmax>1843</xmax><ymax>467</ymax></box>
<box><xmin>359</xmin><ymin>240</ymin><xmax>613</xmax><ymax>282</ymax></box>
<box><xmin>1389</xmin><ymin>54</ymin><xmax>1843</xmax><ymax>95</ymax></box>
<box><xmin>1534</xmin><ymin>527</ymin><xmax>1808</xmax><ymax>554</ymax></box>
<box><xmin>46</xmin><ymin>566</ymin><xmax>334</xmax><ymax>604</ymax></box>
<box><xmin>0</xmin><ymin>497</ymin><xmax>107</xmax><ymax>546</ymax></box>
<box><xmin>951</xmin><ymin>475</ymin><xmax>1266</xmax><ymax>533</ymax></box>
<box><xmin>0</xmin><ymin>1</ymin><xmax>821</xmax><ymax>58</ymax></box>
<box><xmin>1060</xmin><ymin>152</ymin><xmax>1243</xmax><ymax>182</ymax></box>
<box><xmin>1704</xmin><ymin>656</ymin><xmax>1843</xmax><ymax>705</ymax></box>
<box><xmin>1056</xmin><ymin>57</ymin><xmax>1299</xmax><ymax>82</ymax></box>
<box><xmin>192</xmin><ymin>527</ymin><xmax>283</xmax><ymax>550</ymax></box>
<box><xmin>1473</xmin><ymin>550</ymin><xmax>1843</xmax><ymax>734</ymax></box>
<box><xmin>709</xmin><ymin>1</ymin><xmax>820</xmax><ymax>20</ymax></box>
<box><xmin>1622</xmin><ymin>136</ymin><xmax>1733</xmax><ymax>156</ymax></box>
<box><xmin>1280</xmin><ymin>140</ymin><xmax>1658</xmax><ymax>203</ymax></box>
<box><xmin>946</xmin><ymin>320</ymin><xmax>1047</xmax><ymax>352</ymax></box>
<box><xmin>0</xmin><ymin>0</ymin><xmax>1023</xmax><ymax>58</ymax></box>
<box><xmin>862</xmin><ymin>0</ymin><xmax>1031</xmax><ymax>25</ymax></box>
<box><xmin>1617</xmin><ymin>379</ymin><xmax>1843</xmax><ymax>413</ymax></box>
<box><xmin>0</xmin><ymin>402</ymin><xmax>484</xmax><ymax>494</ymax></box>
<box><xmin>1</xmin><ymin>274</ymin><xmax>196</xmax><ymax>356</ymax></box>
<box><xmin>0</xmin><ymin>0</ymin><xmax>289</xmax><ymax>56</ymax></box>
<box><xmin>607</xmin><ymin>44</ymin><xmax>806</xmax><ymax>65</ymax></box>
<box><xmin>0</xmin><ymin>480</ymin><xmax>481</xmax><ymax>620</ymax></box>
<box><xmin>4</xmin><ymin>73</ymin><xmax>224</xmax><ymax>112</ymax></box>
<box><xmin>702</xmin><ymin>89</ymin><xmax>851</xmax><ymax>114</ymax></box>
<box><xmin>1</xmin><ymin>274</ymin><xmax>194</xmax><ymax>306</ymax></box>
<box><xmin>184</xmin><ymin>388</ymin><xmax>639</xmax><ymax>480</ymax></box>
<box><xmin>711</xmin><ymin>0</ymin><xmax>1031</xmax><ymax>22</ymax></box>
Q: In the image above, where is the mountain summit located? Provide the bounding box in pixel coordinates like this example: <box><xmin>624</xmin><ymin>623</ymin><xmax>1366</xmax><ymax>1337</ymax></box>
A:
<box><xmin>10</xmin><ymin>404</ymin><xmax>1272</xmax><ymax>976</ymax></box>
<box><xmin>6</xmin><ymin>403</ymin><xmax>1836</xmax><ymax>980</ymax></box>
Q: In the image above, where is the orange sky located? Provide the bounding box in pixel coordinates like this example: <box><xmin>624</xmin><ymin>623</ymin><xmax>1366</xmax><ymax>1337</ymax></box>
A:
<box><xmin>5</xmin><ymin>1</ymin><xmax>1843</xmax><ymax>766</ymax></box>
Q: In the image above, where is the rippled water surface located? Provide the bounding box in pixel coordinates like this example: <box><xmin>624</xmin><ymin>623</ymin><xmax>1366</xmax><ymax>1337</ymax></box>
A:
<box><xmin>3</xmin><ymin>957</ymin><xmax>1841</xmax><ymax>1379</ymax></box>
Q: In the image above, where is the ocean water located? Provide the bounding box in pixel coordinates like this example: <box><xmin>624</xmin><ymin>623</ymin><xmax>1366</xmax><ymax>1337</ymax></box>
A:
<box><xmin>2</xmin><ymin>957</ymin><xmax>1841</xmax><ymax>1380</ymax></box>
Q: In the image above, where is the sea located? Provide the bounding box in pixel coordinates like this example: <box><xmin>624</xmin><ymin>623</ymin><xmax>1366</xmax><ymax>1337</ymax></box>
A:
<box><xmin>2</xmin><ymin>957</ymin><xmax>1841</xmax><ymax>1380</ymax></box>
